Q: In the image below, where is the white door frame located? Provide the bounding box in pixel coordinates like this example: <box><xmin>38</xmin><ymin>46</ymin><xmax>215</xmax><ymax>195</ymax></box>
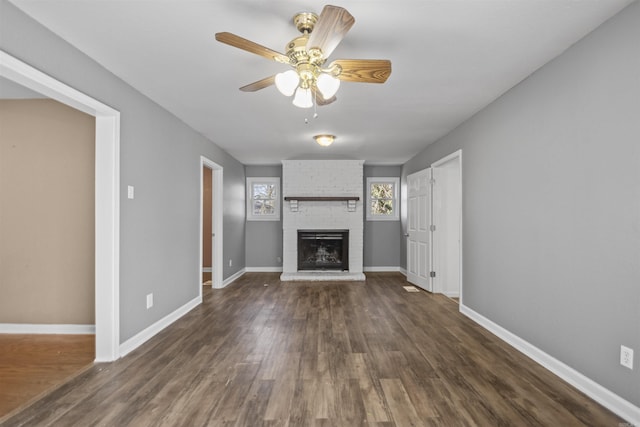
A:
<box><xmin>200</xmin><ymin>157</ymin><xmax>223</xmax><ymax>290</ymax></box>
<box><xmin>431</xmin><ymin>150</ymin><xmax>463</xmax><ymax>303</ymax></box>
<box><xmin>1</xmin><ymin>50</ymin><xmax>121</xmax><ymax>361</ymax></box>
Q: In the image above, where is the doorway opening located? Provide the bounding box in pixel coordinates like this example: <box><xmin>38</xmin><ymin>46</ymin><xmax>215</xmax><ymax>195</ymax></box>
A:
<box><xmin>432</xmin><ymin>150</ymin><xmax>462</xmax><ymax>302</ymax></box>
<box><xmin>1</xmin><ymin>51</ymin><xmax>120</xmax><ymax>361</ymax></box>
<box><xmin>200</xmin><ymin>157</ymin><xmax>223</xmax><ymax>291</ymax></box>
<box><xmin>202</xmin><ymin>165</ymin><xmax>213</xmax><ymax>285</ymax></box>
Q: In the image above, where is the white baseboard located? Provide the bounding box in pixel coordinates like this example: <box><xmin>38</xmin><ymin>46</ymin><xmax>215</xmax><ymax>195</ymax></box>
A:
<box><xmin>399</xmin><ymin>267</ymin><xmax>407</xmax><ymax>276</ymax></box>
<box><xmin>460</xmin><ymin>304</ymin><xmax>640</xmax><ymax>425</ymax></box>
<box><xmin>222</xmin><ymin>268</ymin><xmax>246</xmax><ymax>287</ymax></box>
<box><xmin>119</xmin><ymin>295</ymin><xmax>201</xmax><ymax>357</ymax></box>
<box><xmin>0</xmin><ymin>323</ymin><xmax>95</xmax><ymax>334</ymax></box>
<box><xmin>202</xmin><ymin>267</ymin><xmax>212</xmax><ymax>273</ymax></box>
<box><xmin>363</xmin><ymin>266</ymin><xmax>402</xmax><ymax>272</ymax></box>
<box><xmin>245</xmin><ymin>267</ymin><xmax>283</xmax><ymax>273</ymax></box>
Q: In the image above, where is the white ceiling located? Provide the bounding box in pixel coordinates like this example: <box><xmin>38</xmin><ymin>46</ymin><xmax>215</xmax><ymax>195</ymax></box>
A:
<box><xmin>9</xmin><ymin>0</ymin><xmax>633</xmax><ymax>165</ymax></box>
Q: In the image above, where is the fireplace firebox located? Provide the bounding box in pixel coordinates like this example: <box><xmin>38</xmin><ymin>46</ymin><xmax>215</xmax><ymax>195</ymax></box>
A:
<box><xmin>297</xmin><ymin>230</ymin><xmax>349</xmax><ymax>271</ymax></box>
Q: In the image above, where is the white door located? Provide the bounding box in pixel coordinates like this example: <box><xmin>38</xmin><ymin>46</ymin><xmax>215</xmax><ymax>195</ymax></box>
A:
<box><xmin>406</xmin><ymin>168</ymin><xmax>432</xmax><ymax>291</ymax></box>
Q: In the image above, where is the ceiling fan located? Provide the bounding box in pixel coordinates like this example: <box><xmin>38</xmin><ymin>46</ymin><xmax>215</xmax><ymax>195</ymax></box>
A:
<box><xmin>215</xmin><ymin>5</ymin><xmax>392</xmax><ymax>108</ymax></box>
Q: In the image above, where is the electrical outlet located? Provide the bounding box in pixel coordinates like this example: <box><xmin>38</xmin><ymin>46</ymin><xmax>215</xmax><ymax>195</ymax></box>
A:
<box><xmin>146</xmin><ymin>293</ymin><xmax>153</xmax><ymax>309</ymax></box>
<box><xmin>277</xmin><ymin>256</ymin><xmax>282</xmax><ymax>263</ymax></box>
<box><xmin>620</xmin><ymin>345</ymin><xmax>634</xmax><ymax>369</ymax></box>
<box><xmin>229</xmin><ymin>259</ymin><xmax>233</xmax><ymax>267</ymax></box>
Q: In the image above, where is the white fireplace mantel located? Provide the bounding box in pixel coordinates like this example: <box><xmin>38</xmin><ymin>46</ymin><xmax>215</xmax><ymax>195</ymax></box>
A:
<box><xmin>284</xmin><ymin>196</ymin><xmax>359</xmax><ymax>213</ymax></box>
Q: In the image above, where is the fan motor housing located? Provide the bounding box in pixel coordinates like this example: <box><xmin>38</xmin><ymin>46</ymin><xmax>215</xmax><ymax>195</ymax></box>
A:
<box><xmin>286</xmin><ymin>35</ymin><xmax>325</xmax><ymax>67</ymax></box>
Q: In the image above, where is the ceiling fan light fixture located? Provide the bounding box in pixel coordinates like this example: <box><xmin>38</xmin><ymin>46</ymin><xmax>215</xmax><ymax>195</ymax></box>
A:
<box><xmin>316</xmin><ymin>73</ymin><xmax>340</xmax><ymax>99</ymax></box>
<box><xmin>292</xmin><ymin>86</ymin><xmax>313</xmax><ymax>108</ymax></box>
<box><xmin>216</xmin><ymin>5</ymin><xmax>391</xmax><ymax>109</ymax></box>
<box><xmin>314</xmin><ymin>134</ymin><xmax>335</xmax><ymax>147</ymax></box>
<box><xmin>275</xmin><ymin>70</ymin><xmax>299</xmax><ymax>96</ymax></box>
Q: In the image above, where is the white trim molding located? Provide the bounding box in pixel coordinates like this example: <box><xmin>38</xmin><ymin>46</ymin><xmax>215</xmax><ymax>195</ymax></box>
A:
<box><xmin>460</xmin><ymin>303</ymin><xmax>640</xmax><ymax>425</ymax></box>
<box><xmin>363</xmin><ymin>266</ymin><xmax>403</xmax><ymax>273</ymax></box>
<box><xmin>119</xmin><ymin>295</ymin><xmax>201</xmax><ymax>357</ymax></box>
<box><xmin>245</xmin><ymin>267</ymin><xmax>283</xmax><ymax>273</ymax></box>
<box><xmin>0</xmin><ymin>324</ymin><xmax>95</xmax><ymax>334</ymax></box>
<box><xmin>200</xmin><ymin>157</ymin><xmax>223</xmax><ymax>291</ymax></box>
<box><xmin>1</xmin><ymin>50</ymin><xmax>120</xmax><ymax>362</ymax></box>
<box><xmin>430</xmin><ymin>149</ymin><xmax>463</xmax><ymax>303</ymax></box>
<box><xmin>223</xmin><ymin>268</ymin><xmax>246</xmax><ymax>287</ymax></box>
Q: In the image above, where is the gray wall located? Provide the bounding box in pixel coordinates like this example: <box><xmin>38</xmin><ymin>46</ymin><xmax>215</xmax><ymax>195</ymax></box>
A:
<box><xmin>364</xmin><ymin>165</ymin><xmax>402</xmax><ymax>269</ymax></box>
<box><xmin>403</xmin><ymin>2</ymin><xmax>640</xmax><ymax>406</ymax></box>
<box><xmin>244</xmin><ymin>164</ymin><xmax>403</xmax><ymax>270</ymax></box>
<box><xmin>245</xmin><ymin>165</ymin><xmax>283</xmax><ymax>268</ymax></box>
<box><xmin>1</xmin><ymin>1</ymin><xmax>246</xmax><ymax>343</ymax></box>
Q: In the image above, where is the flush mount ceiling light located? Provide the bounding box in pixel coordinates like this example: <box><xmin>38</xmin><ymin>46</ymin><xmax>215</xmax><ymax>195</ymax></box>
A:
<box><xmin>314</xmin><ymin>134</ymin><xmax>335</xmax><ymax>147</ymax></box>
<box><xmin>215</xmin><ymin>5</ymin><xmax>392</xmax><ymax>109</ymax></box>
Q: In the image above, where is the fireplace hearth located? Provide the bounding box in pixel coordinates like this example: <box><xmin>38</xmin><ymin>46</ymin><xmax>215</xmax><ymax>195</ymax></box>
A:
<box><xmin>297</xmin><ymin>230</ymin><xmax>349</xmax><ymax>271</ymax></box>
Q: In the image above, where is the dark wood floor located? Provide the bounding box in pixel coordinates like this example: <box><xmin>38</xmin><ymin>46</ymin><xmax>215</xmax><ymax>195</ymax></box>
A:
<box><xmin>1</xmin><ymin>273</ymin><xmax>623</xmax><ymax>426</ymax></box>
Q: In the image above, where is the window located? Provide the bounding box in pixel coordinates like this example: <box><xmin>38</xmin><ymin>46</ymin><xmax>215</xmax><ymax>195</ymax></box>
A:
<box><xmin>366</xmin><ymin>177</ymin><xmax>399</xmax><ymax>221</ymax></box>
<box><xmin>247</xmin><ymin>177</ymin><xmax>280</xmax><ymax>221</ymax></box>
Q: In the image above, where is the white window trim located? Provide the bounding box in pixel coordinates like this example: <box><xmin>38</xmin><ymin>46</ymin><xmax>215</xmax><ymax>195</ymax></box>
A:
<box><xmin>366</xmin><ymin>177</ymin><xmax>400</xmax><ymax>221</ymax></box>
<box><xmin>247</xmin><ymin>177</ymin><xmax>281</xmax><ymax>221</ymax></box>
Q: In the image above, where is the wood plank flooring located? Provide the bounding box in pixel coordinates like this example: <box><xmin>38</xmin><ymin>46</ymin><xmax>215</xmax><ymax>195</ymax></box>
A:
<box><xmin>0</xmin><ymin>273</ymin><xmax>624</xmax><ymax>426</ymax></box>
<box><xmin>0</xmin><ymin>334</ymin><xmax>94</xmax><ymax>419</ymax></box>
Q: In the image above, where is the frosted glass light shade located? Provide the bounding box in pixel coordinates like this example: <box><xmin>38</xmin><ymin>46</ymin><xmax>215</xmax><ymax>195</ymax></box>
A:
<box><xmin>292</xmin><ymin>86</ymin><xmax>313</xmax><ymax>108</ymax></box>
<box><xmin>316</xmin><ymin>73</ymin><xmax>340</xmax><ymax>99</ymax></box>
<box><xmin>275</xmin><ymin>70</ymin><xmax>299</xmax><ymax>96</ymax></box>
<box><xmin>314</xmin><ymin>134</ymin><xmax>335</xmax><ymax>147</ymax></box>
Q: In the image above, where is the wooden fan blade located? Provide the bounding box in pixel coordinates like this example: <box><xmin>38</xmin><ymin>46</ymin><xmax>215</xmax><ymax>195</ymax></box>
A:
<box><xmin>311</xmin><ymin>87</ymin><xmax>337</xmax><ymax>106</ymax></box>
<box><xmin>215</xmin><ymin>32</ymin><xmax>290</xmax><ymax>64</ymax></box>
<box><xmin>240</xmin><ymin>75</ymin><xmax>276</xmax><ymax>92</ymax></box>
<box><xmin>330</xmin><ymin>59</ymin><xmax>392</xmax><ymax>83</ymax></box>
<box><xmin>306</xmin><ymin>5</ymin><xmax>355</xmax><ymax>58</ymax></box>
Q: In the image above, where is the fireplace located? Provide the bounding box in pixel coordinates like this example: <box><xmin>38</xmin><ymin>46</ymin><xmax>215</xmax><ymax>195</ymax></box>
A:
<box><xmin>297</xmin><ymin>230</ymin><xmax>349</xmax><ymax>271</ymax></box>
<box><xmin>281</xmin><ymin>160</ymin><xmax>364</xmax><ymax>281</ymax></box>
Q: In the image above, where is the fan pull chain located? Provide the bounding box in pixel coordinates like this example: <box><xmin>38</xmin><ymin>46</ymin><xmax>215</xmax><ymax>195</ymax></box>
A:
<box><xmin>313</xmin><ymin>91</ymin><xmax>318</xmax><ymax>119</ymax></box>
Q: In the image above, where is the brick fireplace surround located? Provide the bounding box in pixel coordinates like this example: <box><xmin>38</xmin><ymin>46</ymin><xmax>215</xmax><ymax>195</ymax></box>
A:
<box><xmin>281</xmin><ymin>160</ymin><xmax>365</xmax><ymax>281</ymax></box>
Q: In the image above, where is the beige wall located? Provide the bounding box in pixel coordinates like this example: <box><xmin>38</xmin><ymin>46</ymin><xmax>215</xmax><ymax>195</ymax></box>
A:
<box><xmin>0</xmin><ymin>99</ymin><xmax>95</xmax><ymax>324</ymax></box>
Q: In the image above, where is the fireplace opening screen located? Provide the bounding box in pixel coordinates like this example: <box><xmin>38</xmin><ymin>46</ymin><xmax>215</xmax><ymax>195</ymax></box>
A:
<box><xmin>297</xmin><ymin>230</ymin><xmax>349</xmax><ymax>271</ymax></box>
